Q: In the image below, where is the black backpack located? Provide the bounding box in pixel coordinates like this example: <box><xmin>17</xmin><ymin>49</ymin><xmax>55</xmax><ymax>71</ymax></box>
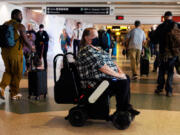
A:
<box><xmin>0</xmin><ymin>23</ymin><xmax>17</xmax><ymax>48</ymax></box>
<box><xmin>98</xmin><ymin>30</ymin><xmax>109</xmax><ymax>50</ymax></box>
<box><xmin>167</xmin><ymin>23</ymin><xmax>180</xmax><ymax>56</ymax></box>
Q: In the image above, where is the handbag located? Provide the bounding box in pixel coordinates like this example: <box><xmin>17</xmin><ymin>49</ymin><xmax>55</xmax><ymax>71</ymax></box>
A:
<box><xmin>175</xmin><ymin>56</ymin><xmax>180</xmax><ymax>74</ymax></box>
<box><xmin>122</xmin><ymin>49</ymin><xmax>126</xmax><ymax>56</ymax></box>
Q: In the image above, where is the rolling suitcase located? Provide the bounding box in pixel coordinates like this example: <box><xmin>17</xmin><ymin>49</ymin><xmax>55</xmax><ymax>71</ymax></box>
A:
<box><xmin>28</xmin><ymin>69</ymin><xmax>47</xmax><ymax>100</ymax></box>
<box><xmin>140</xmin><ymin>57</ymin><xmax>149</xmax><ymax>76</ymax></box>
<box><xmin>28</xmin><ymin>52</ymin><xmax>47</xmax><ymax>100</ymax></box>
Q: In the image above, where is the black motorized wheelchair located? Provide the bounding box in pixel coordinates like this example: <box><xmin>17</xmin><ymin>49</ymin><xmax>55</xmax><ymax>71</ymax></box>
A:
<box><xmin>53</xmin><ymin>53</ymin><xmax>135</xmax><ymax>130</ymax></box>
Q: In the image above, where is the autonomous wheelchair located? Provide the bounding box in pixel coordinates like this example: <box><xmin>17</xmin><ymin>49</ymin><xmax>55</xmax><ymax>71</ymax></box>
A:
<box><xmin>53</xmin><ymin>53</ymin><xmax>135</xmax><ymax>130</ymax></box>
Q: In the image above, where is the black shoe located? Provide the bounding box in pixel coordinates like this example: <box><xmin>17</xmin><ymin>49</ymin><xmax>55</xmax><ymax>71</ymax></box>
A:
<box><xmin>166</xmin><ymin>92</ymin><xmax>172</xmax><ymax>97</ymax></box>
<box><xmin>128</xmin><ymin>109</ymin><xmax>140</xmax><ymax>116</ymax></box>
<box><xmin>154</xmin><ymin>89</ymin><xmax>163</xmax><ymax>95</ymax></box>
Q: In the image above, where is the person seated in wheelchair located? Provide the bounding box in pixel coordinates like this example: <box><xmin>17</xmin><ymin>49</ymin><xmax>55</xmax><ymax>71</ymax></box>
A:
<box><xmin>76</xmin><ymin>27</ymin><xmax>140</xmax><ymax>116</ymax></box>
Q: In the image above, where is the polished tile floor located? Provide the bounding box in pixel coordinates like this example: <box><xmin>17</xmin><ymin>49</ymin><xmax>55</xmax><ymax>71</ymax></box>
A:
<box><xmin>0</xmin><ymin>45</ymin><xmax>180</xmax><ymax>135</ymax></box>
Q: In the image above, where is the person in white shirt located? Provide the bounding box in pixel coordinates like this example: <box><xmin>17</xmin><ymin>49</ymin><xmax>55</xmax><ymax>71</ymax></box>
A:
<box><xmin>71</xmin><ymin>22</ymin><xmax>83</xmax><ymax>56</ymax></box>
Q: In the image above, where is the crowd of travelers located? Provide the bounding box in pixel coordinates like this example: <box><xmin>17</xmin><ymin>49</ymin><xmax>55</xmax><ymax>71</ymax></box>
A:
<box><xmin>0</xmin><ymin>9</ymin><xmax>179</xmax><ymax>109</ymax></box>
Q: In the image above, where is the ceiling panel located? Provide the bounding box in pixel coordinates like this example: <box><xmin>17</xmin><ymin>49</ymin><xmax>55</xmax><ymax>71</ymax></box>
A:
<box><xmin>4</xmin><ymin>0</ymin><xmax>180</xmax><ymax>24</ymax></box>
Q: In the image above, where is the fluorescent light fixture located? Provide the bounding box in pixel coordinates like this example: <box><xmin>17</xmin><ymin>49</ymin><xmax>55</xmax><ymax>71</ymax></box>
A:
<box><xmin>116</xmin><ymin>32</ymin><xmax>121</xmax><ymax>36</ymax></box>
<box><xmin>107</xmin><ymin>26</ymin><xmax>112</xmax><ymax>29</ymax></box>
<box><xmin>32</xmin><ymin>9</ymin><xmax>42</xmax><ymax>13</ymax></box>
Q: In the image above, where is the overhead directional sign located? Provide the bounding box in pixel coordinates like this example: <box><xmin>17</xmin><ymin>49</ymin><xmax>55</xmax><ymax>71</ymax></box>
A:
<box><xmin>46</xmin><ymin>7</ymin><xmax>110</xmax><ymax>15</ymax></box>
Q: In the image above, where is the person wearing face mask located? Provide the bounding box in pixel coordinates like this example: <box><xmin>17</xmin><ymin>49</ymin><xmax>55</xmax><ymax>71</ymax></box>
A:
<box><xmin>0</xmin><ymin>9</ymin><xmax>35</xmax><ymax>100</ymax></box>
<box><xmin>153</xmin><ymin>11</ymin><xmax>180</xmax><ymax>97</ymax></box>
<box><xmin>76</xmin><ymin>28</ymin><xmax>140</xmax><ymax>116</ymax></box>
<box><xmin>35</xmin><ymin>24</ymin><xmax>49</xmax><ymax>70</ymax></box>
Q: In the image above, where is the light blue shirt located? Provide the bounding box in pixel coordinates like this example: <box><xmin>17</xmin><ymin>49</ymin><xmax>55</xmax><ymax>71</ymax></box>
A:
<box><xmin>127</xmin><ymin>28</ymin><xmax>146</xmax><ymax>50</ymax></box>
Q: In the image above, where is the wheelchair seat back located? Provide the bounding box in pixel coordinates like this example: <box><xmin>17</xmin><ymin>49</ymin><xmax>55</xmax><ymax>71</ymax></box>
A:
<box><xmin>54</xmin><ymin>53</ymin><xmax>82</xmax><ymax>104</ymax></box>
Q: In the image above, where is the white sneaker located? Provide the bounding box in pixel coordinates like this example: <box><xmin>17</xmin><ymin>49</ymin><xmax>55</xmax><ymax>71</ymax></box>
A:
<box><xmin>132</xmin><ymin>75</ymin><xmax>138</xmax><ymax>80</ymax></box>
<box><xmin>11</xmin><ymin>93</ymin><xmax>22</xmax><ymax>100</ymax></box>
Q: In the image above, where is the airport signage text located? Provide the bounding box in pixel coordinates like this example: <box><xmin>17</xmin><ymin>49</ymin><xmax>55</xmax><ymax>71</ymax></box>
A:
<box><xmin>46</xmin><ymin>7</ymin><xmax>110</xmax><ymax>15</ymax></box>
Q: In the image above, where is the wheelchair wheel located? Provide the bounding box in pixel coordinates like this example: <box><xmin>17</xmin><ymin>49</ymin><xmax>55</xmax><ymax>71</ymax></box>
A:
<box><xmin>112</xmin><ymin>111</ymin><xmax>131</xmax><ymax>130</ymax></box>
<box><xmin>69</xmin><ymin>107</ymin><xmax>88</xmax><ymax>127</ymax></box>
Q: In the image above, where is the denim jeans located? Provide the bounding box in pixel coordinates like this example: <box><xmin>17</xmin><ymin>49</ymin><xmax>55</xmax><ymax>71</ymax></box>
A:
<box><xmin>149</xmin><ymin>42</ymin><xmax>155</xmax><ymax>56</ymax></box>
<box><xmin>153</xmin><ymin>51</ymin><xmax>160</xmax><ymax>71</ymax></box>
<box><xmin>157</xmin><ymin>57</ymin><xmax>177</xmax><ymax>93</ymax></box>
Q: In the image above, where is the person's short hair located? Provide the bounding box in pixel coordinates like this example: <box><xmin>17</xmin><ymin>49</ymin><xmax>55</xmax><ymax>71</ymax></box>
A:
<box><xmin>39</xmin><ymin>24</ymin><xmax>44</xmax><ymax>29</ymax></box>
<box><xmin>11</xmin><ymin>9</ymin><xmax>21</xmax><ymax>19</ymax></box>
<box><xmin>134</xmin><ymin>20</ymin><xmax>141</xmax><ymax>27</ymax></box>
<box><xmin>107</xmin><ymin>29</ymin><xmax>111</xmax><ymax>34</ymax></box>
<box><xmin>77</xmin><ymin>22</ymin><xmax>81</xmax><ymax>25</ymax></box>
<box><xmin>164</xmin><ymin>11</ymin><xmax>173</xmax><ymax>17</ymax></box>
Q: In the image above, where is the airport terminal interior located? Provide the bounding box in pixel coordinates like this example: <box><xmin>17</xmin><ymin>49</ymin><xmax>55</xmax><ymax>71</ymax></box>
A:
<box><xmin>0</xmin><ymin>0</ymin><xmax>180</xmax><ymax>135</ymax></box>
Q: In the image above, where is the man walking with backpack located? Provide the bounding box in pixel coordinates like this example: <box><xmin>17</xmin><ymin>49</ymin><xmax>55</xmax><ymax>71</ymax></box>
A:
<box><xmin>153</xmin><ymin>11</ymin><xmax>180</xmax><ymax>97</ymax></box>
<box><xmin>0</xmin><ymin>9</ymin><xmax>34</xmax><ymax>100</ymax></box>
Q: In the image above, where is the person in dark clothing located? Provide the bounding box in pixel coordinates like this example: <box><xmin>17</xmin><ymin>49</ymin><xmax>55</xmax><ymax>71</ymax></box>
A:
<box><xmin>148</xmin><ymin>27</ymin><xmax>155</xmax><ymax>57</ymax></box>
<box><xmin>152</xmin><ymin>43</ymin><xmax>160</xmax><ymax>72</ymax></box>
<box><xmin>35</xmin><ymin>24</ymin><xmax>49</xmax><ymax>69</ymax></box>
<box><xmin>152</xmin><ymin>11</ymin><xmax>180</xmax><ymax>97</ymax></box>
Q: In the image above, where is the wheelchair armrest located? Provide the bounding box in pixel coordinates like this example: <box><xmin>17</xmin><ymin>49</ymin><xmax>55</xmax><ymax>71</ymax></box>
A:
<box><xmin>88</xmin><ymin>80</ymin><xmax>109</xmax><ymax>104</ymax></box>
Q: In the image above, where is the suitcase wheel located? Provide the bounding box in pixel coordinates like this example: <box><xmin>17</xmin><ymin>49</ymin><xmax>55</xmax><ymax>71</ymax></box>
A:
<box><xmin>35</xmin><ymin>96</ymin><xmax>40</xmax><ymax>100</ymax></box>
<box><xmin>44</xmin><ymin>94</ymin><xmax>47</xmax><ymax>99</ymax></box>
<box><xmin>28</xmin><ymin>95</ymin><xmax>31</xmax><ymax>99</ymax></box>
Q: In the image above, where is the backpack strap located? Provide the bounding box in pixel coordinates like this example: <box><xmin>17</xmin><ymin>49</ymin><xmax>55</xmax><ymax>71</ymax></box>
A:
<box><xmin>12</xmin><ymin>22</ymin><xmax>21</xmax><ymax>50</ymax></box>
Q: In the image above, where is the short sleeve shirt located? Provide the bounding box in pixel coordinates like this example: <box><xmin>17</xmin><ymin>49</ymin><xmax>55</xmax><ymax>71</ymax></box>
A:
<box><xmin>73</xmin><ymin>28</ymin><xmax>83</xmax><ymax>40</ymax></box>
<box><xmin>76</xmin><ymin>45</ymin><xmax>118</xmax><ymax>88</ymax></box>
<box><xmin>127</xmin><ymin>28</ymin><xmax>146</xmax><ymax>50</ymax></box>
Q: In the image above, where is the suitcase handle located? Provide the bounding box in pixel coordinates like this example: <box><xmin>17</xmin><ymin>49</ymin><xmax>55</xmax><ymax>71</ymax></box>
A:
<box><xmin>53</xmin><ymin>54</ymin><xmax>64</xmax><ymax>83</ymax></box>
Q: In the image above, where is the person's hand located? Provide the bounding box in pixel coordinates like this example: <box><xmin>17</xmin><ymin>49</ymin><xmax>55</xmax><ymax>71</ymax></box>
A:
<box><xmin>31</xmin><ymin>46</ymin><xmax>36</xmax><ymax>52</ymax></box>
<box><xmin>65</xmin><ymin>44</ymin><xmax>68</xmax><ymax>49</ymax></box>
<box><xmin>118</xmin><ymin>73</ymin><xmax>127</xmax><ymax>79</ymax></box>
<box><xmin>40</xmin><ymin>42</ymin><xmax>44</xmax><ymax>45</ymax></box>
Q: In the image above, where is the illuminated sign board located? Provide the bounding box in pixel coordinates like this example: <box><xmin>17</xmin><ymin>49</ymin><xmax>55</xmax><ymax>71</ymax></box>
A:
<box><xmin>161</xmin><ymin>16</ymin><xmax>180</xmax><ymax>22</ymax></box>
<box><xmin>116</xmin><ymin>16</ymin><xmax>124</xmax><ymax>20</ymax></box>
<box><xmin>112</xmin><ymin>26</ymin><xmax>120</xmax><ymax>29</ymax></box>
<box><xmin>46</xmin><ymin>7</ymin><xmax>110</xmax><ymax>15</ymax></box>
